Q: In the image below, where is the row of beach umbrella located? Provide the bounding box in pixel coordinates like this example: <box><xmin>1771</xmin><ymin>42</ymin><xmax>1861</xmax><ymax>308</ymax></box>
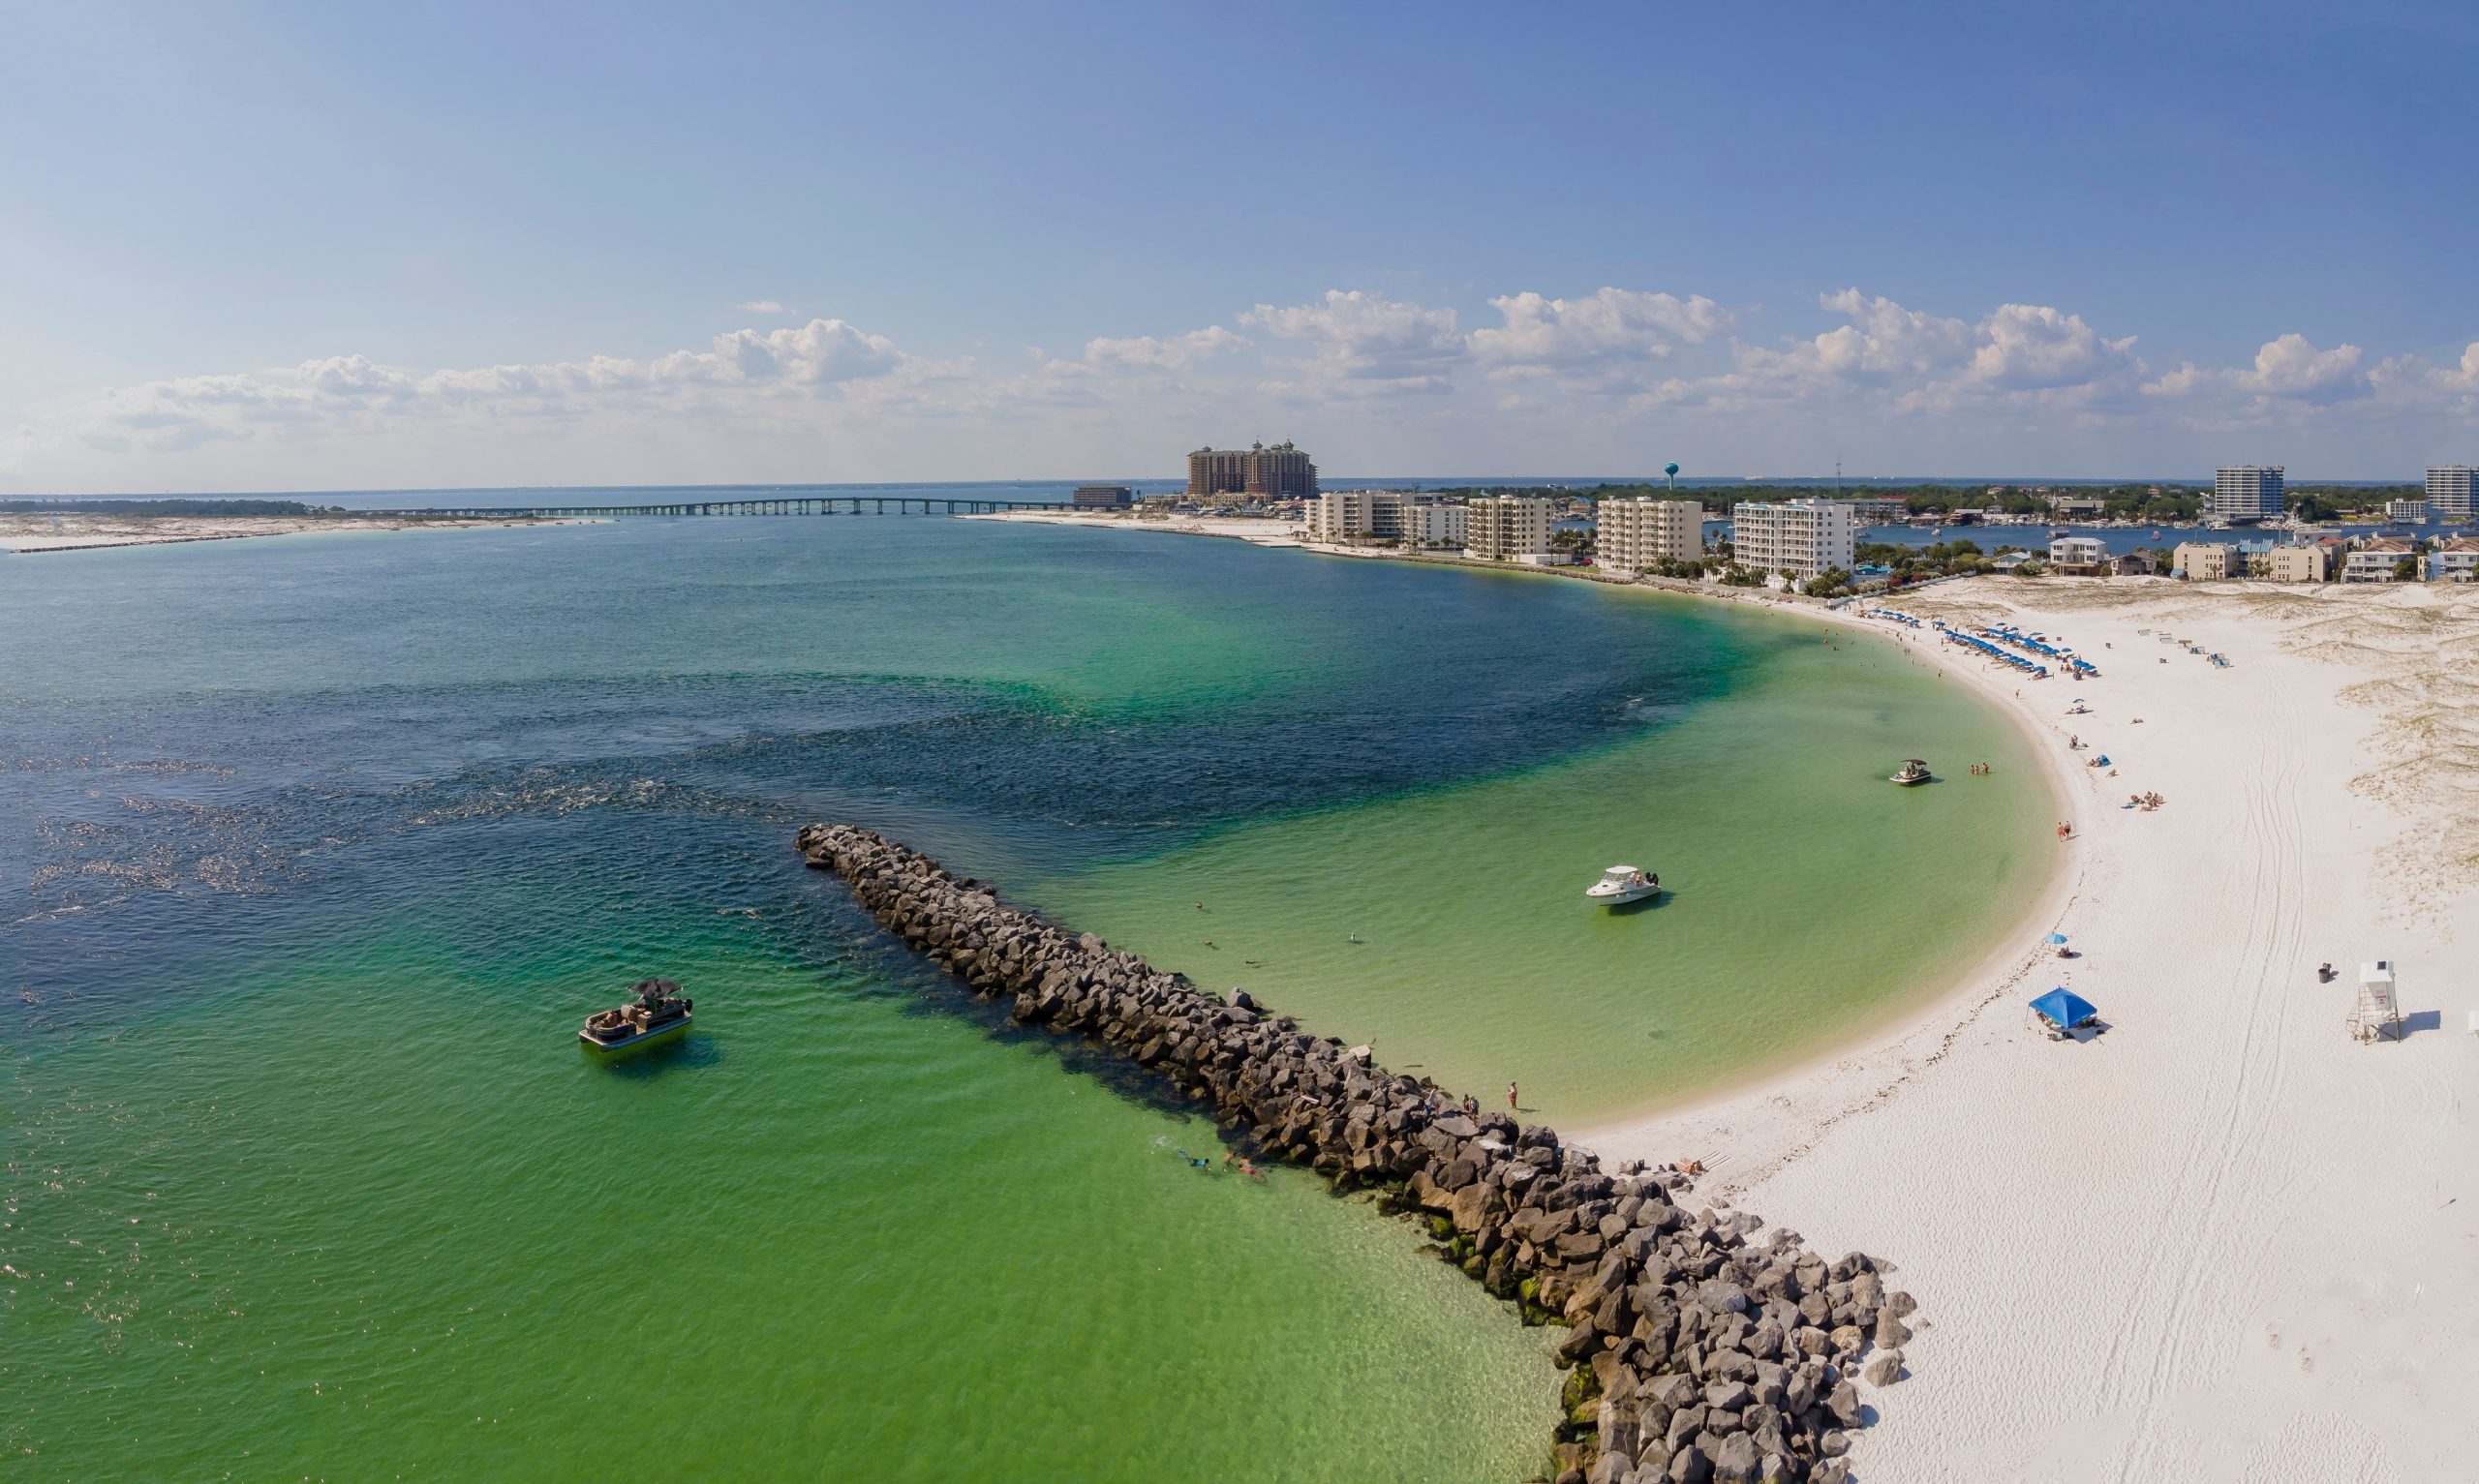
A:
<box><xmin>1934</xmin><ymin>621</ymin><xmax>2048</xmax><ymax>677</ymax></box>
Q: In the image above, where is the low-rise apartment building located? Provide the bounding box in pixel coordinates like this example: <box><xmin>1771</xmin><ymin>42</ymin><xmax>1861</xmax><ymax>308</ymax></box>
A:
<box><xmin>2266</xmin><ymin>545</ymin><xmax>2331</xmax><ymax>583</ymax></box>
<box><xmin>1595</xmin><ymin>499</ymin><xmax>1705</xmax><ymax>570</ymax></box>
<box><xmin>2174</xmin><ymin>542</ymin><xmax>2233</xmax><ymax>580</ymax></box>
<box><xmin>1729</xmin><ymin>500</ymin><xmax>1854</xmax><ymax>583</ymax></box>
<box><xmin>1301</xmin><ymin>490</ymin><xmax>1467</xmax><ymax>548</ymax></box>
<box><xmin>1463</xmin><ymin>496</ymin><xmax>1555</xmax><ymax>562</ymax></box>
<box><xmin>2385</xmin><ymin>498</ymin><xmax>2429</xmax><ymax>524</ymax></box>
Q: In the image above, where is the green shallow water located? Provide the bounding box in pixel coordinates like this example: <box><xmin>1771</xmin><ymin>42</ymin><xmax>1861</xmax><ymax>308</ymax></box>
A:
<box><xmin>1031</xmin><ymin>585</ymin><xmax>2051</xmax><ymax>1128</ymax></box>
<box><xmin>6</xmin><ymin>919</ymin><xmax>1556</xmax><ymax>1481</ymax></box>
<box><xmin>0</xmin><ymin>515</ymin><xmax>2048</xmax><ymax>1478</ymax></box>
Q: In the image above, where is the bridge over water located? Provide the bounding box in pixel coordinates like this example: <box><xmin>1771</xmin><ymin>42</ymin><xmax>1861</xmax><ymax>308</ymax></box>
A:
<box><xmin>366</xmin><ymin>496</ymin><xmax>1083</xmax><ymax>519</ymax></box>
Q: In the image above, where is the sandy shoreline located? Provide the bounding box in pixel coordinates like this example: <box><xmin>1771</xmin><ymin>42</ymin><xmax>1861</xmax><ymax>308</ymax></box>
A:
<box><xmin>1</xmin><ymin>512</ymin><xmax>591</xmax><ymax>553</ymax></box>
<box><xmin>1591</xmin><ymin>579</ymin><xmax>2479</xmax><ymax>1480</ymax></box>
<box><xmin>981</xmin><ymin>510</ymin><xmax>2479</xmax><ymax>1479</ymax></box>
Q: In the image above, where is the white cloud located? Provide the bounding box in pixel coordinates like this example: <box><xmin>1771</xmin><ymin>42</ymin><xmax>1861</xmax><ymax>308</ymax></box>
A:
<box><xmin>39</xmin><ymin>318</ymin><xmax>913</xmax><ymax>457</ymax></box>
<box><xmin>737</xmin><ymin>299</ymin><xmax>787</xmax><ymax>315</ymax></box>
<box><xmin>2234</xmin><ymin>333</ymin><xmax>2365</xmax><ymax>399</ymax></box>
<box><xmin>13</xmin><ymin>289</ymin><xmax>2479</xmax><ymax>491</ymax></box>
<box><xmin>2142</xmin><ymin>333</ymin><xmax>2375</xmax><ymax>425</ymax></box>
<box><xmin>1083</xmin><ymin>324</ymin><xmax>1249</xmax><ymax>369</ymax></box>
<box><xmin>1968</xmin><ymin>304</ymin><xmax>2141</xmax><ymax>394</ymax></box>
<box><xmin>1240</xmin><ymin>289</ymin><xmax>1464</xmax><ymax>390</ymax></box>
<box><xmin>1470</xmin><ymin>288</ymin><xmax>1736</xmax><ymax>388</ymax></box>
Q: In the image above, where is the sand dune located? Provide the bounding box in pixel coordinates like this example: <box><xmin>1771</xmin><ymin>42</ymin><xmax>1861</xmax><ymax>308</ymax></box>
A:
<box><xmin>1586</xmin><ymin>577</ymin><xmax>2479</xmax><ymax>1482</ymax></box>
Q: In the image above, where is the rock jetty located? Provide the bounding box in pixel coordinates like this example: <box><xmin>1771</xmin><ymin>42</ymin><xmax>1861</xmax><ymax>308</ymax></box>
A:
<box><xmin>801</xmin><ymin>823</ymin><xmax>1915</xmax><ymax>1484</ymax></box>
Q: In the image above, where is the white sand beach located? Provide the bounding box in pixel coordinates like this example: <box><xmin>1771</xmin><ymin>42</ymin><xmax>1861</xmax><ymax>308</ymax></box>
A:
<box><xmin>962</xmin><ymin>508</ymin><xmax>1303</xmax><ymax>546</ymax></box>
<box><xmin>985</xmin><ymin>507</ymin><xmax>2479</xmax><ymax>1475</ymax></box>
<box><xmin>0</xmin><ymin>511</ymin><xmax>585</xmax><ymax>553</ymax></box>
<box><xmin>1586</xmin><ymin>577</ymin><xmax>2479</xmax><ymax>1481</ymax></box>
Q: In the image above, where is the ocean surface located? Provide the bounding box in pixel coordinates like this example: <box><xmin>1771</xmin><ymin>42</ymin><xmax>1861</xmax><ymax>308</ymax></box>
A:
<box><xmin>1</xmin><ymin>512</ymin><xmax>2046</xmax><ymax>1479</ymax></box>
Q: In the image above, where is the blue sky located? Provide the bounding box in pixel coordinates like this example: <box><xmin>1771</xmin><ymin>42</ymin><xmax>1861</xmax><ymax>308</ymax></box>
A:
<box><xmin>5</xmin><ymin>1</ymin><xmax>2477</xmax><ymax>491</ymax></box>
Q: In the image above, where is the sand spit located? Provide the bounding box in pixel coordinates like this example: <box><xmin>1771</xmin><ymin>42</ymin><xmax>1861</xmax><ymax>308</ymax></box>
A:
<box><xmin>1</xmin><ymin>511</ymin><xmax>587</xmax><ymax>553</ymax></box>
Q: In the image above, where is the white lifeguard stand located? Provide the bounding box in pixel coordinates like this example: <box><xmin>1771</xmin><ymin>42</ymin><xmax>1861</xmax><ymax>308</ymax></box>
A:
<box><xmin>2353</xmin><ymin>960</ymin><xmax>2402</xmax><ymax>1043</ymax></box>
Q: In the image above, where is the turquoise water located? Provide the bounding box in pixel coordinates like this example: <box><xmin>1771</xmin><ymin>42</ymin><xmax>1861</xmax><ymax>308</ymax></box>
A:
<box><xmin>0</xmin><ymin>516</ymin><xmax>2042</xmax><ymax>1478</ymax></box>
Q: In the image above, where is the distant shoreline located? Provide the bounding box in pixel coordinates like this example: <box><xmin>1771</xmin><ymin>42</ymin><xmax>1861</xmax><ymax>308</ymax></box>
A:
<box><xmin>2</xmin><ymin>513</ymin><xmax>595</xmax><ymax>554</ymax></box>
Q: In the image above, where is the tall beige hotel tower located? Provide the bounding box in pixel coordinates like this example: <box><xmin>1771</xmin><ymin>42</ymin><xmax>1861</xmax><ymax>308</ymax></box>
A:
<box><xmin>1186</xmin><ymin>440</ymin><xmax>1318</xmax><ymax>500</ymax></box>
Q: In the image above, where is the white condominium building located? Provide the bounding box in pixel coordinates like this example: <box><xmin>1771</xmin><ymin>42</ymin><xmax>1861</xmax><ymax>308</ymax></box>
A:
<box><xmin>1463</xmin><ymin>496</ymin><xmax>1554</xmax><ymax>561</ymax></box>
<box><xmin>1595</xmin><ymin>499</ymin><xmax>1706</xmax><ymax>570</ymax></box>
<box><xmin>1729</xmin><ymin>500</ymin><xmax>1854</xmax><ymax>582</ymax></box>
<box><xmin>2211</xmin><ymin>465</ymin><xmax>2284</xmax><ymax>524</ymax></box>
<box><xmin>2385</xmin><ymin>498</ymin><xmax>2429</xmax><ymax>524</ymax></box>
<box><xmin>1301</xmin><ymin>490</ymin><xmax>1468</xmax><ymax>547</ymax></box>
<box><xmin>2427</xmin><ymin>466</ymin><xmax>2476</xmax><ymax>521</ymax></box>
<box><xmin>1407</xmin><ymin>501</ymin><xmax>1468</xmax><ymax>549</ymax></box>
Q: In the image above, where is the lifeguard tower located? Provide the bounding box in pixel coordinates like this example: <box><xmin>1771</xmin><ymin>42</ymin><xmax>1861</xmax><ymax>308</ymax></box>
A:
<box><xmin>2352</xmin><ymin>960</ymin><xmax>2402</xmax><ymax>1043</ymax></box>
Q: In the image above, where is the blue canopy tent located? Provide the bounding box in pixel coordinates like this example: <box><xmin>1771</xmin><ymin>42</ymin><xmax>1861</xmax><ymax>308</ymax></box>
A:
<box><xmin>2030</xmin><ymin>988</ymin><xmax>2098</xmax><ymax>1033</ymax></box>
<box><xmin>2045</xmin><ymin>932</ymin><xmax>2068</xmax><ymax>945</ymax></box>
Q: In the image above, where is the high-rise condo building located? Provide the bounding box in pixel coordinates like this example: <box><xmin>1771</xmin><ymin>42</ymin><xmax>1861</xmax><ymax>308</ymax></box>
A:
<box><xmin>1729</xmin><ymin>500</ymin><xmax>1855</xmax><ymax>582</ymax></box>
<box><xmin>1594</xmin><ymin>499</ymin><xmax>1706</xmax><ymax>570</ymax></box>
<box><xmin>2211</xmin><ymin>465</ymin><xmax>2284</xmax><ymax>524</ymax></box>
<box><xmin>1463</xmin><ymin>496</ymin><xmax>1555</xmax><ymax>561</ymax></box>
<box><xmin>2427</xmin><ymin>466</ymin><xmax>2477</xmax><ymax>521</ymax></box>
<box><xmin>1186</xmin><ymin>440</ymin><xmax>1318</xmax><ymax>500</ymax></box>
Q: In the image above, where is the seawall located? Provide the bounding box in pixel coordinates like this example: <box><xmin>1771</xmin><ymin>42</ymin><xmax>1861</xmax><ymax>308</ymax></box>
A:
<box><xmin>801</xmin><ymin>822</ymin><xmax>1921</xmax><ymax>1484</ymax></box>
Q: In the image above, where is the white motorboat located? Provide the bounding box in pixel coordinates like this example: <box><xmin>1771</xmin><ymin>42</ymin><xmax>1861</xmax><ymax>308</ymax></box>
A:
<box><xmin>1585</xmin><ymin>864</ymin><xmax>1659</xmax><ymax>904</ymax></box>
<box><xmin>1890</xmin><ymin>758</ymin><xmax>1932</xmax><ymax>786</ymax></box>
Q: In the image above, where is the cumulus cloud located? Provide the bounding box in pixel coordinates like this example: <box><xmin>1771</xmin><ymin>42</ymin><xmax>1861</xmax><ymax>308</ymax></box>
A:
<box><xmin>1470</xmin><ymin>288</ymin><xmax>1736</xmax><ymax>388</ymax></box>
<box><xmin>1083</xmin><ymin>324</ymin><xmax>1249</xmax><ymax>369</ymax></box>
<box><xmin>1240</xmin><ymin>289</ymin><xmax>1464</xmax><ymax>390</ymax></box>
<box><xmin>1648</xmin><ymin>289</ymin><xmax>2141</xmax><ymax>415</ymax></box>
<box><xmin>1968</xmin><ymin>304</ymin><xmax>2142</xmax><ymax>393</ymax></box>
<box><xmin>47</xmin><ymin>318</ymin><xmax>914</xmax><ymax>454</ymax></box>
<box><xmin>2142</xmin><ymin>333</ymin><xmax>2377</xmax><ymax>425</ymax></box>
<box><xmin>15</xmin><ymin>288</ymin><xmax>2479</xmax><ymax>489</ymax></box>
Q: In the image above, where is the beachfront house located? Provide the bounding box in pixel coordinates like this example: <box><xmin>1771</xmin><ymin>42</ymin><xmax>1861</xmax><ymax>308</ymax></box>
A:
<box><xmin>2430</xmin><ymin>536</ymin><xmax>2479</xmax><ymax>583</ymax></box>
<box><xmin>2342</xmin><ymin>537</ymin><xmax>2420</xmax><ymax>584</ymax></box>
<box><xmin>2111</xmin><ymin>551</ymin><xmax>2157</xmax><ymax>576</ymax></box>
<box><xmin>2047</xmin><ymin>535</ymin><xmax>2107</xmax><ymax>574</ymax></box>
<box><xmin>2174</xmin><ymin>542</ymin><xmax>2233</xmax><ymax>580</ymax></box>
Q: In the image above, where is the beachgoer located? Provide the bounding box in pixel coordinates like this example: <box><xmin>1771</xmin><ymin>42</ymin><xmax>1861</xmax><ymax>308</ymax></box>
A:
<box><xmin>1508</xmin><ymin>1081</ymin><xmax>1518</xmax><ymax>1110</ymax></box>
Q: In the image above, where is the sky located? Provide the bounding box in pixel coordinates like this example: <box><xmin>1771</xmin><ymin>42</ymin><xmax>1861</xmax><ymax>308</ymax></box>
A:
<box><xmin>5</xmin><ymin>0</ymin><xmax>2478</xmax><ymax>493</ymax></box>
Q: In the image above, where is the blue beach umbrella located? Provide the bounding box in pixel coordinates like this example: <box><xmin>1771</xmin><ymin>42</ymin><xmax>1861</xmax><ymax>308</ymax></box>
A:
<box><xmin>2045</xmin><ymin>932</ymin><xmax>2068</xmax><ymax>945</ymax></box>
<box><xmin>2030</xmin><ymin>988</ymin><xmax>2098</xmax><ymax>1031</ymax></box>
